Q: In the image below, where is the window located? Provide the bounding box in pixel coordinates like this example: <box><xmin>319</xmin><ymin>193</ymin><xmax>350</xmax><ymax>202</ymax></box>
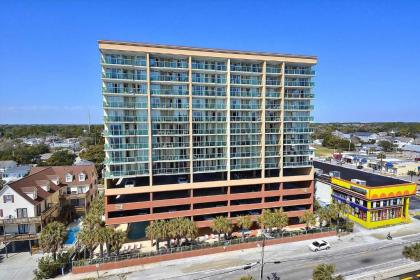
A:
<box><xmin>79</xmin><ymin>173</ymin><xmax>86</xmax><ymax>182</ymax></box>
<box><xmin>16</xmin><ymin>208</ymin><xmax>28</xmax><ymax>218</ymax></box>
<box><xmin>0</xmin><ymin>209</ymin><xmax>3</xmax><ymax>217</ymax></box>
<box><xmin>65</xmin><ymin>174</ymin><xmax>73</xmax><ymax>183</ymax></box>
<box><xmin>3</xmin><ymin>195</ymin><xmax>14</xmax><ymax>203</ymax></box>
<box><xmin>18</xmin><ymin>224</ymin><xmax>29</xmax><ymax>234</ymax></box>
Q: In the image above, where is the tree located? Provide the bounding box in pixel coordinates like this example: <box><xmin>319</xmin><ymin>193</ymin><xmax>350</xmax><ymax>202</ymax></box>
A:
<box><xmin>94</xmin><ymin>226</ymin><xmax>109</xmax><ymax>258</ymax></box>
<box><xmin>39</xmin><ymin>221</ymin><xmax>67</xmax><ymax>260</ymax></box>
<box><xmin>211</xmin><ymin>216</ymin><xmax>232</xmax><ymax>241</ymax></box>
<box><xmin>109</xmin><ymin>229</ymin><xmax>126</xmax><ymax>256</ymax></box>
<box><xmin>40</xmin><ymin>150</ymin><xmax>76</xmax><ymax>166</ymax></box>
<box><xmin>330</xmin><ymin>202</ymin><xmax>352</xmax><ymax>231</ymax></box>
<box><xmin>258</xmin><ymin>209</ymin><xmax>276</xmax><ymax>232</ymax></box>
<box><xmin>79</xmin><ymin>144</ymin><xmax>105</xmax><ymax>174</ymax></box>
<box><xmin>0</xmin><ymin>179</ymin><xmax>6</xmax><ymax>190</ymax></box>
<box><xmin>377</xmin><ymin>152</ymin><xmax>386</xmax><ymax>172</ymax></box>
<box><xmin>378</xmin><ymin>140</ymin><xmax>394</xmax><ymax>152</ymax></box>
<box><xmin>146</xmin><ymin>220</ymin><xmax>166</xmax><ymax>251</ymax></box>
<box><xmin>78</xmin><ymin>227</ymin><xmax>97</xmax><ymax>259</ymax></box>
<box><xmin>299</xmin><ymin>210</ymin><xmax>316</xmax><ymax>230</ymax></box>
<box><xmin>313</xmin><ymin>264</ymin><xmax>344</xmax><ymax>280</ymax></box>
<box><xmin>403</xmin><ymin>243</ymin><xmax>420</xmax><ymax>262</ymax></box>
<box><xmin>272</xmin><ymin>208</ymin><xmax>288</xmax><ymax>232</ymax></box>
<box><xmin>317</xmin><ymin>207</ymin><xmax>333</xmax><ymax>227</ymax></box>
<box><xmin>33</xmin><ymin>252</ymin><xmax>70</xmax><ymax>280</ymax></box>
<box><xmin>237</xmin><ymin>215</ymin><xmax>253</xmax><ymax>239</ymax></box>
<box><xmin>407</xmin><ymin>170</ymin><xmax>417</xmax><ymax>182</ymax></box>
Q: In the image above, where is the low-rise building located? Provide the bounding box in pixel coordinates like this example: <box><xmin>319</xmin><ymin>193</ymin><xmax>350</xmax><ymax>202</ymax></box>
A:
<box><xmin>315</xmin><ymin>161</ymin><xmax>416</xmax><ymax>229</ymax></box>
<box><xmin>0</xmin><ymin>164</ymin><xmax>98</xmax><ymax>248</ymax></box>
<box><xmin>0</xmin><ymin>165</ymin><xmax>32</xmax><ymax>183</ymax></box>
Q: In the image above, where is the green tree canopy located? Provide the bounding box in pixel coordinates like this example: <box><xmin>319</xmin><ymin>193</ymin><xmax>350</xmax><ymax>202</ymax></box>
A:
<box><xmin>313</xmin><ymin>264</ymin><xmax>343</xmax><ymax>280</ymax></box>
<box><xmin>39</xmin><ymin>221</ymin><xmax>67</xmax><ymax>260</ymax></box>
<box><xmin>40</xmin><ymin>150</ymin><xmax>76</xmax><ymax>166</ymax></box>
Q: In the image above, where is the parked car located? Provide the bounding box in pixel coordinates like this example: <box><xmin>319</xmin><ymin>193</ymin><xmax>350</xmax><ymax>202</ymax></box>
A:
<box><xmin>309</xmin><ymin>240</ymin><xmax>330</xmax><ymax>252</ymax></box>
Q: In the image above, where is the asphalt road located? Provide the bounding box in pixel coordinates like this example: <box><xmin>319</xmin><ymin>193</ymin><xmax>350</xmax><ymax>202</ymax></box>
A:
<box><xmin>126</xmin><ymin>234</ymin><xmax>420</xmax><ymax>280</ymax></box>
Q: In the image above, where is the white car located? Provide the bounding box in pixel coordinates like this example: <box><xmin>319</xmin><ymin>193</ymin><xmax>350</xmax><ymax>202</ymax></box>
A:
<box><xmin>309</xmin><ymin>240</ymin><xmax>331</xmax><ymax>252</ymax></box>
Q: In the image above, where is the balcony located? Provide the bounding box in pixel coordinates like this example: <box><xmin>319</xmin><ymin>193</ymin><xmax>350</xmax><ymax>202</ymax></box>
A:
<box><xmin>192</xmin><ymin>77</ymin><xmax>226</xmax><ymax>84</ymax></box>
<box><xmin>0</xmin><ymin>204</ymin><xmax>59</xmax><ymax>225</ymax></box>
<box><xmin>192</xmin><ymin>62</ymin><xmax>226</xmax><ymax>71</ymax></box>
<box><xmin>284</xmin><ymin>81</ymin><xmax>314</xmax><ymax>87</ymax></box>
<box><xmin>285</xmin><ymin>69</ymin><xmax>315</xmax><ymax>75</ymax></box>
<box><xmin>231</xmin><ymin>78</ymin><xmax>261</xmax><ymax>86</ymax></box>
<box><xmin>284</xmin><ymin>93</ymin><xmax>315</xmax><ymax>99</ymax></box>
<box><xmin>103</xmin><ymin>130</ymin><xmax>148</xmax><ymax>137</ymax></box>
<box><xmin>1</xmin><ymin>233</ymin><xmax>39</xmax><ymax>242</ymax></box>
<box><xmin>152</xmin><ymin>103</ymin><xmax>190</xmax><ymax>109</ymax></box>
<box><xmin>104</xmin><ymin>143</ymin><xmax>148</xmax><ymax>150</ymax></box>
<box><xmin>193</xmin><ymin>103</ymin><xmax>226</xmax><ymax>110</ymax></box>
<box><xmin>105</xmin><ymin>156</ymin><xmax>149</xmax><ymax>164</ymax></box>
<box><xmin>105</xmin><ymin>170</ymin><xmax>149</xmax><ymax>178</ymax></box>
<box><xmin>192</xmin><ymin>116</ymin><xmax>226</xmax><ymax>122</ymax></box>
<box><xmin>284</xmin><ymin>150</ymin><xmax>313</xmax><ymax>156</ymax></box>
<box><xmin>284</xmin><ymin>105</ymin><xmax>314</xmax><ymax>111</ymax></box>
<box><xmin>230</xmin><ymin>65</ymin><xmax>262</xmax><ymax>73</ymax></box>
<box><xmin>192</xmin><ymin>89</ymin><xmax>226</xmax><ymax>97</ymax></box>
<box><xmin>151</xmin><ymin>89</ymin><xmax>189</xmax><ymax>96</ymax></box>
<box><xmin>152</xmin><ymin>116</ymin><xmax>189</xmax><ymax>122</ymax></box>
<box><xmin>151</xmin><ymin>61</ymin><xmax>188</xmax><ymax>69</ymax></box>
<box><xmin>283</xmin><ymin>116</ymin><xmax>314</xmax><ymax>122</ymax></box>
<box><xmin>103</xmin><ymin>73</ymin><xmax>146</xmax><ymax>81</ymax></box>
<box><xmin>150</xmin><ymin>75</ymin><xmax>188</xmax><ymax>83</ymax></box>
<box><xmin>284</xmin><ymin>139</ymin><xmax>311</xmax><ymax>145</ymax></box>
<box><xmin>284</xmin><ymin>161</ymin><xmax>313</xmax><ymax>168</ymax></box>
<box><xmin>103</xmin><ymin>102</ymin><xmax>147</xmax><ymax>109</ymax></box>
<box><xmin>104</xmin><ymin>116</ymin><xmax>148</xmax><ymax>123</ymax></box>
<box><xmin>283</xmin><ymin>128</ymin><xmax>313</xmax><ymax>134</ymax></box>
<box><xmin>102</xmin><ymin>57</ymin><xmax>146</xmax><ymax>67</ymax></box>
<box><xmin>103</xmin><ymin>87</ymin><xmax>146</xmax><ymax>95</ymax></box>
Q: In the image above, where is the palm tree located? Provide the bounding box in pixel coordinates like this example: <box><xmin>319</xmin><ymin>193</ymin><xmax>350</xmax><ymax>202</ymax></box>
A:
<box><xmin>403</xmin><ymin>243</ymin><xmax>420</xmax><ymax>262</ymax></box>
<box><xmin>211</xmin><ymin>216</ymin><xmax>232</xmax><ymax>241</ymax></box>
<box><xmin>317</xmin><ymin>207</ymin><xmax>333</xmax><ymax>227</ymax></box>
<box><xmin>407</xmin><ymin>170</ymin><xmax>417</xmax><ymax>182</ymax></box>
<box><xmin>94</xmin><ymin>226</ymin><xmax>109</xmax><ymax>258</ymax></box>
<box><xmin>109</xmin><ymin>229</ymin><xmax>126</xmax><ymax>256</ymax></box>
<box><xmin>104</xmin><ymin>226</ymin><xmax>115</xmax><ymax>256</ymax></box>
<box><xmin>272</xmin><ymin>208</ymin><xmax>288</xmax><ymax>232</ymax></box>
<box><xmin>299</xmin><ymin>210</ymin><xmax>316</xmax><ymax>230</ymax></box>
<box><xmin>39</xmin><ymin>221</ymin><xmax>67</xmax><ymax>260</ymax></box>
<box><xmin>257</xmin><ymin>209</ymin><xmax>275</xmax><ymax>232</ymax></box>
<box><xmin>182</xmin><ymin>218</ymin><xmax>198</xmax><ymax>243</ymax></box>
<box><xmin>330</xmin><ymin>202</ymin><xmax>352</xmax><ymax>231</ymax></box>
<box><xmin>237</xmin><ymin>215</ymin><xmax>253</xmax><ymax>239</ymax></box>
<box><xmin>377</xmin><ymin>152</ymin><xmax>386</xmax><ymax>173</ymax></box>
<box><xmin>78</xmin><ymin>227</ymin><xmax>97</xmax><ymax>258</ymax></box>
<box><xmin>146</xmin><ymin>220</ymin><xmax>166</xmax><ymax>251</ymax></box>
<box><xmin>313</xmin><ymin>264</ymin><xmax>343</xmax><ymax>280</ymax></box>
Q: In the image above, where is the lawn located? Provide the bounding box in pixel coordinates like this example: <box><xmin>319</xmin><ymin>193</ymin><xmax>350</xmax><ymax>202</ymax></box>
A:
<box><xmin>314</xmin><ymin>145</ymin><xmax>335</xmax><ymax>157</ymax></box>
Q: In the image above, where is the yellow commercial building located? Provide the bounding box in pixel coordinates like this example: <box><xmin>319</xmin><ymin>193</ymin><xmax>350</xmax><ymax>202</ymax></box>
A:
<box><xmin>315</xmin><ymin>161</ymin><xmax>416</xmax><ymax>229</ymax></box>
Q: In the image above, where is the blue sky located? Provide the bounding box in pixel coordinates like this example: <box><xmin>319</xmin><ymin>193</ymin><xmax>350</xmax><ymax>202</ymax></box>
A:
<box><xmin>0</xmin><ymin>0</ymin><xmax>419</xmax><ymax>124</ymax></box>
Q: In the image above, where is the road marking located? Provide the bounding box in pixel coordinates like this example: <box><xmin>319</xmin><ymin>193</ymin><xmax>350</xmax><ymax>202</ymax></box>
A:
<box><xmin>400</xmin><ymin>277</ymin><xmax>413</xmax><ymax>280</ymax></box>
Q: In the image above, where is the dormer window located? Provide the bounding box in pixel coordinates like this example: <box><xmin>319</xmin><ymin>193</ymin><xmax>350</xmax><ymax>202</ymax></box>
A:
<box><xmin>65</xmin><ymin>173</ymin><xmax>73</xmax><ymax>183</ymax></box>
<box><xmin>79</xmin><ymin>173</ymin><xmax>86</xmax><ymax>182</ymax></box>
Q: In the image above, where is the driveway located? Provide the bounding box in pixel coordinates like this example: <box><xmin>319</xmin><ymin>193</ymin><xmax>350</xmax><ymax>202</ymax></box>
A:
<box><xmin>0</xmin><ymin>251</ymin><xmax>41</xmax><ymax>280</ymax></box>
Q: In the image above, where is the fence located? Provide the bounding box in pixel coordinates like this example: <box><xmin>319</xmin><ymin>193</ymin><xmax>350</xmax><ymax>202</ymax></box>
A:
<box><xmin>73</xmin><ymin>227</ymin><xmax>335</xmax><ymax>267</ymax></box>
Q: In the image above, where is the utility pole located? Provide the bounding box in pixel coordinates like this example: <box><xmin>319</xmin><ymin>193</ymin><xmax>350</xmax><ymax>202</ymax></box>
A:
<box><xmin>260</xmin><ymin>234</ymin><xmax>266</xmax><ymax>280</ymax></box>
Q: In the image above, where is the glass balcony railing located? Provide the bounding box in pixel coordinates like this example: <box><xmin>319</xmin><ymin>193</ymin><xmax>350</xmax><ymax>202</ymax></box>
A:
<box><xmin>150</xmin><ymin>89</ymin><xmax>189</xmax><ymax>96</ymax></box>
<box><xmin>283</xmin><ymin>139</ymin><xmax>312</xmax><ymax>145</ymax></box>
<box><xmin>266</xmin><ymin>66</ymin><xmax>281</xmax><ymax>74</ymax></box>
<box><xmin>104</xmin><ymin>116</ymin><xmax>148</xmax><ymax>122</ymax></box>
<box><xmin>230</xmin><ymin>90</ymin><xmax>261</xmax><ymax>98</ymax></box>
<box><xmin>153</xmin><ymin>155</ymin><xmax>189</xmax><ymax>161</ymax></box>
<box><xmin>265</xmin><ymin>91</ymin><xmax>281</xmax><ymax>98</ymax></box>
<box><xmin>265</xmin><ymin>151</ymin><xmax>280</xmax><ymax>156</ymax></box>
<box><xmin>192</xmin><ymin>62</ymin><xmax>226</xmax><ymax>71</ymax></box>
<box><xmin>153</xmin><ymin>142</ymin><xmax>190</xmax><ymax>148</ymax></box>
<box><xmin>103</xmin><ymin>102</ymin><xmax>147</xmax><ymax>109</ymax></box>
<box><xmin>103</xmin><ymin>130</ymin><xmax>148</xmax><ymax>136</ymax></box>
<box><xmin>150</xmin><ymin>75</ymin><xmax>188</xmax><ymax>82</ymax></box>
<box><xmin>283</xmin><ymin>128</ymin><xmax>313</xmax><ymax>133</ymax></box>
<box><xmin>152</xmin><ymin>103</ymin><xmax>189</xmax><ymax>109</ymax></box>
<box><xmin>153</xmin><ymin>129</ymin><xmax>189</xmax><ymax>135</ymax></box>
<box><xmin>284</xmin><ymin>105</ymin><xmax>314</xmax><ymax>111</ymax></box>
<box><xmin>192</xmin><ymin>89</ymin><xmax>226</xmax><ymax>97</ymax></box>
<box><xmin>231</xmin><ymin>128</ymin><xmax>260</xmax><ymax>134</ymax></box>
<box><xmin>193</xmin><ymin>116</ymin><xmax>227</xmax><ymax>122</ymax></box>
<box><xmin>103</xmin><ymin>57</ymin><xmax>146</xmax><ymax>67</ymax></box>
<box><xmin>265</xmin><ymin>128</ymin><xmax>281</xmax><ymax>134</ymax></box>
<box><xmin>284</xmin><ymin>81</ymin><xmax>314</xmax><ymax>87</ymax></box>
<box><xmin>152</xmin><ymin>116</ymin><xmax>189</xmax><ymax>122</ymax></box>
<box><xmin>231</xmin><ymin>104</ymin><xmax>261</xmax><ymax>110</ymax></box>
<box><xmin>192</xmin><ymin>77</ymin><xmax>226</xmax><ymax>84</ymax></box>
<box><xmin>193</xmin><ymin>103</ymin><xmax>226</xmax><ymax>109</ymax></box>
<box><xmin>231</xmin><ymin>163</ymin><xmax>261</xmax><ymax>170</ymax></box>
<box><xmin>231</xmin><ymin>140</ymin><xmax>261</xmax><ymax>146</ymax></box>
<box><xmin>193</xmin><ymin>141</ymin><xmax>227</xmax><ymax>147</ymax></box>
<box><xmin>105</xmin><ymin>156</ymin><xmax>149</xmax><ymax>164</ymax></box>
<box><xmin>285</xmin><ymin>69</ymin><xmax>315</xmax><ymax>75</ymax></box>
<box><xmin>283</xmin><ymin>161</ymin><xmax>313</xmax><ymax>167</ymax></box>
<box><xmin>231</xmin><ymin>78</ymin><xmax>261</xmax><ymax>85</ymax></box>
<box><xmin>104</xmin><ymin>73</ymin><xmax>146</xmax><ymax>81</ymax></box>
<box><xmin>193</xmin><ymin>129</ymin><xmax>226</xmax><ymax>134</ymax></box>
<box><xmin>284</xmin><ymin>93</ymin><xmax>314</xmax><ymax>99</ymax></box>
<box><xmin>103</xmin><ymin>87</ymin><xmax>146</xmax><ymax>95</ymax></box>
<box><xmin>231</xmin><ymin>152</ymin><xmax>261</xmax><ymax>158</ymax></box>
<box><xmin>230</xmin><ymin>65</ymin><xmax>262</xmax><ymax>73</ymax></box>
<box><xmin>265</xmin><ymin>162</ymin><xmax>280</xmax><ymax>168</ymax></box>
<box><xmin>104</xmin><ymin>143</ymin><xmax>148</xmax><ymax>150</ymax></box>
<box><xmin>284</xmin><ymin>150</ymin><xmax>313</xmax><ymax>156</ymax></box>
<box><xmin>265</xmin><ymin>104</ymin><xmax>281</xmax><ymax>110</ymax></box>
<box><xmin>193</xmin><ymin>153</ymin><xmax>226</xmax><ymax>159</ymax></box>
<box><xmin>230</xmin><ymin>117</ymin><xmax>261</xmax><ymax>122</ymax></box>
<box><xmin>265</xmin><ymin>116</ymin><xmax>282</xmax><ymax>122</ymax></box>
<box><xmin>153</xmin><ymin>167</ymin><xmax>190</xmax><ymax>175</ymax></box>
<box><xmin>151</xmin><ymin>61</ymin><xmax>188</xmax><ymax>69</ymax></box>
<box><xmin>283</xmin><ymin>116</ymin><xmax>314</xmax><ymax>122</ymax></box>
<box><xmin>266</xmin><ymin>80</ymin><xmax>281</xmax><ymax>86</ymax></box>
<box><xmin>193</xmin><ymin>165</ymin><xmax>227</xmax><ymax>172</ymax></box>
<box><xmin>105</xmin><ymin>169</ymin><xmax>148</xmax><ymax>178</ymax></box>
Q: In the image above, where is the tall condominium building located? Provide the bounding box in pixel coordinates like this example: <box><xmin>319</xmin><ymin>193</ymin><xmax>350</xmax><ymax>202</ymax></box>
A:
<box><xmin>100</xmin><ymin>40</ymin><xmax>316</xmax><ymax>230</ymax></box>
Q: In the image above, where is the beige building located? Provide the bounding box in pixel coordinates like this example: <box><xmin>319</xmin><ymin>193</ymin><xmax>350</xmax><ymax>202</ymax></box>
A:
<box><xmin>100</xmin><ymin>40</ymin><xmax>317</xmax><ymax>230</ymax></box>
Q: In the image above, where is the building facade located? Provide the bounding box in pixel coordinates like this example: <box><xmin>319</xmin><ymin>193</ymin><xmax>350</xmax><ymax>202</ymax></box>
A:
<box><xmin>315</xmin><ymin>161</ymin><xmax>416</xmax><ymax>229</ymax></box>
<box><xmin>100</xmin><ymin>41</ymin><xmax>316</xmax><ymax>229</ymax></box>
